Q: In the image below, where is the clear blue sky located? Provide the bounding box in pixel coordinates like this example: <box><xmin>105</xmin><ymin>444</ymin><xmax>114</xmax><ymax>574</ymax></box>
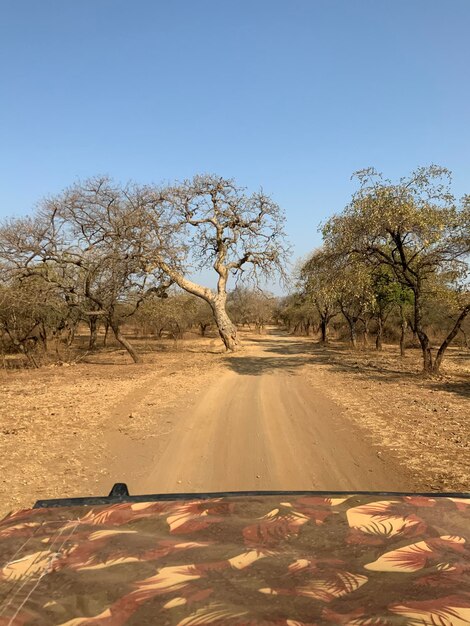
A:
<box><xmin>1</xmin><ymin>0</ymin><xmax>469</xmax><ymax>281</ymax></box>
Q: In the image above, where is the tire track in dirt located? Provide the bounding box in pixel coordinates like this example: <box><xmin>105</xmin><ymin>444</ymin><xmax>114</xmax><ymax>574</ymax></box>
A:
<box><xmin>111</xmin><ymin>333</ymin><xmax>417</xmax><ymax>495</ymax></box>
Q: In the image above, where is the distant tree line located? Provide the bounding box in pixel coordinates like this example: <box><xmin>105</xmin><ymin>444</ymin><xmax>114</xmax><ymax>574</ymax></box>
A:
<box><xmin>0</xmin><ymin>175</ymin><xmax>288</xmax><ymax>364</ymax></box>
<box><xmin>0</xmin><ymin>279</ymin><xmax>279</xmax><ymax>367</ymax></box>
<box><xmin>1</xmin><ymin>166</ymin><xmax>468</xmax><ymax>375</ymax></box>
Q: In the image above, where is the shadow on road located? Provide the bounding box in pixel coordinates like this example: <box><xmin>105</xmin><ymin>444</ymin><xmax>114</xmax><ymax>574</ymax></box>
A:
<box><xmin>225</xmin><ymin>355</ymin><xmax>309</xmax><ymax>375</ymax></box>
<box><xmin>223</xmin><ymin>335</ymin><xmax>324</xmax><ymax>375</ymax></box>
<box><xmin>223</xmin><ymin>334</ymin><xmax>470</xmax><ymax>400</ymax></box>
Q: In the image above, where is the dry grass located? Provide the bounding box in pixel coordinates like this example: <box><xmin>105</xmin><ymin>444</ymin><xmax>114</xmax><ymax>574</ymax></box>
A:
<box><xmin>302</xmin><ymin>341</ymin><xmax>470</xmax><ymax>492</ymax></box>
<box><xmin>0</xmin><ymin>334</ymin><xmax>225</xmax><ymax>517</ymax></box>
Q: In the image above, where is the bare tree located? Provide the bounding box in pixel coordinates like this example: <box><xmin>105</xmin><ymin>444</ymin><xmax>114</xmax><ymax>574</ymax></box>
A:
<box><xmin>190</xmin><ymin>296</ymin><xmax>214</xmax><ymax>337</ymax></box>
<box><xmin>133</xmin><ymin>290</ymin><xmax>205</xmax><ymax>340</ymax></box>
<box><xmin>1</xmin><ymin>175</ymin><xmax>288</xmax><ymax>357</ymax></box>
<box><xmin>139</xmin><ymin>175</ymin><xmax>289</xmax><ymax>351</ymax></box>
<box><xmin>0</xmin><ymin>179</ymin><xmax>169</xmax><ymax>363</ymax></box>
<box><xmin>227</xmin><ymin>287</ymin><xmax>276</xmax><ymax>333</ymax></box>
<box><xmin>335</xmin><ymin>261</ymin><xmax>374</xmax><ymax>349</ymax></box>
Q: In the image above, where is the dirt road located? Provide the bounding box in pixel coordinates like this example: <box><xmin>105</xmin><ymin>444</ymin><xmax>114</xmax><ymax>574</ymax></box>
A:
<box><xmin>107</xmin><ymin>332</ymin><xmax>416</xmax><ymax>495</ymax></box>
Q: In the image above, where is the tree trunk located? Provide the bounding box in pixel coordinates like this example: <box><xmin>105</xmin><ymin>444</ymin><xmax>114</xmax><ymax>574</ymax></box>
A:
<box><xmin>350</xmin><ymin>325</ymin><xmax>357</xmax><ymax>348</ymax></box>
<box><xmin>103</xmin><ymin>321</ymin><xmax>109</xmax><ymax>347</ymax></box>
<box><xmin>414</xmin><ymin>293</ymin><xmax>433</xmax><ymax>374</ymax></box>
<box><xmin>375</xmin><ymin>315</ymin><xmax>383</xmax><ymax>351</ymax></box>
<box><xmin>39</xmin><ymin>322</ymin><xmax>48</xmax><ymax>353</ymax></box>
<box><xmin>66</xmin><ymin>322</ymin><xmax>76</xmax><ymax>348</ymax></box>
<box><xmin>432</xmin><ymin>304</ymin><xmax>470</xmax><ymax>375</ymax></box>
<box><xmin>417</xmin><ymin>331</ymin><xmax>433</xmax><ymax>374</ymax></box>
<box><xmin>320</xmin><ymin>318</ymin><xmax>329</xmax><ymax>343</ymax></box>
<box><xmin>211</xmin><ymin>299</ymin><xmax>241</xmax><ymax>351</ymax></box>
<box><xmin>346</xmin><ymin>318</ymin><xmax>357</xmax><ymax>348</ymax></box>
<box><xmin>110</xmin><ymin>319</ymin><xmax>141</xmax><ymax>363</ymax></box>
<box><xmin>340</xmin><ymin>305</ymin><xmax>358</xmax><ymax>349</ymax></box>
<box><xmin>88</xmin><ymin>316</ymin><xmax>98</xmax><ymax>351</ymax></box>
<box><xmin>399</xmin><ymin>312</ymin><xmax>407</xmax><ymax>358</ymax></box>
<box><xmin>407</xmin><ymin>317</ymin><xmax>418</xmax><ymax>346</ymax></box>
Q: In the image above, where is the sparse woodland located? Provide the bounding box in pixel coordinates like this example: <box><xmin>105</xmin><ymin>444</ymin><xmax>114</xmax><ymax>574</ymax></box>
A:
<box><xmin>0</xmin><ymin>167</ymin><xmax>468</xmax><ymax>376</ymax></box>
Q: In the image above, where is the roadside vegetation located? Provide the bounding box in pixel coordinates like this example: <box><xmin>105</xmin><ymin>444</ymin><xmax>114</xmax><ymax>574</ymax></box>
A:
<box><xmin>286</xmin><ymin>166</ymin><xmax>469</xmax><ymax>375</ymax></box>
<box><xmin>0</xmin><ymin>174</ymin><xmax>288</xmax><ymax>362</ymax></box>
<box><xmin>0</xmin><ymin>166</ymin><xmax>468</xmax><ymax>376</ymax></box>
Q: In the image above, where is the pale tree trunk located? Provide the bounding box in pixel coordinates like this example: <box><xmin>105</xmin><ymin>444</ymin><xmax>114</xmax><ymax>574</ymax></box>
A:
<box><xmin>66</xmin><ymin>321</ymin><xmax>76</xmax><ymax>348</ymax></box>
<box><xmin>460</xmin><ymin>327</ymin><xmax>469</xmax><ymax>349</ymax></box>
<box><xmin>39</xmin><ymin>324</ymin><xmax>48</xmax><ymax>353</ymax></box>
<box><xmin>211</xmin><ymin>298</ymin><xmax>241</xmax><ymax>351</ymax></box>
<box><xmin>350</xmin><ymin>323</ymin><xmax>357</xmax><ymax>348</ymax></box>
<box><xmin>156</xmin><ymin>260</ymin><xmax>243</xmax><ymax>352</ymax></box>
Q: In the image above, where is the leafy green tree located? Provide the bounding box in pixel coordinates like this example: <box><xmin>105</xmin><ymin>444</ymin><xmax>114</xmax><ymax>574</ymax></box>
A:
<box><xmin>300</xmin><ymin>249</ymin><xmax>339</xmax><ymax>343</ymax></box>
<box><xmin>370</xmin><ymin>266</ymin><xmax>412</xmax><ymax>351</ymax></box>
<box><xmin>276</xmin><ymin>293</ymin><xmax>316</xmax><ymax>336</ymax></box>
<box><xmin>335</xmin><ymin>259</ymin><xmax>374</xmax><ymax>348</ymax></box>
<box><xmin>323</xmin><ymin>166</ymin><xmax>469</xmax><ymax>374</ymax></box>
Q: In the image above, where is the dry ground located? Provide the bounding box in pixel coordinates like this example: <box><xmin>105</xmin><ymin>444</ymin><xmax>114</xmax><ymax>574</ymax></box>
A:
<box><xmin>0</xmin><ymin>329</ymin><xmax>468</xmax><ymax>518</ymax></box>
<box><xmin>0</xmin><ymin>334</ymin><xmax>226</xmax><ymax>516</ymax></box>
<box><xmin>299</xmin><ymin>339</ymin><xmax>469</xmax><ymax>491</ymax></box>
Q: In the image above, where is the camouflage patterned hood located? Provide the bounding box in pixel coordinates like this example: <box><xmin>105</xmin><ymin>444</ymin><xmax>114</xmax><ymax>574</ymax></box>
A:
<box><xmin>0</xmin><ymin>493</ymin><xmax>469</xmax><ymax>625</ymax></box>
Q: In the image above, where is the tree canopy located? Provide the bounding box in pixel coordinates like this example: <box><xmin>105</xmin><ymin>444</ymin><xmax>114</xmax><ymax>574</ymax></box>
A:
<box><xmin>321</xmin><ymin>166</ymin><xmax>469</xmax><ymax>373</ymax></box>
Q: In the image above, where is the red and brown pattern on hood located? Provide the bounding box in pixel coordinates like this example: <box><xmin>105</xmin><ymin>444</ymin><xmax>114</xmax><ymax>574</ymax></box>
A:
<box><xmin>0</xmin><ymin>494</ymin><xmax>469</xmax><ymax>625</ymax></box>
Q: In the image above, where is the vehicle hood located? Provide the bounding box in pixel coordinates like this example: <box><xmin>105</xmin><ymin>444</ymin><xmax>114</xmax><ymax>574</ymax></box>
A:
<box><xmin>1</xmin><ymin>492</ymin><xmax>469</xmax><ymax>625</ymax></box>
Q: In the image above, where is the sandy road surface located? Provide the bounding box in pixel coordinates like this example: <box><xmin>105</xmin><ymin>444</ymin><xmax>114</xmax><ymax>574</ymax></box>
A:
<box><xmin>109</xmin><ymin>332</ymin><xmax>416</xmax><ymax>495</ymax></box>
